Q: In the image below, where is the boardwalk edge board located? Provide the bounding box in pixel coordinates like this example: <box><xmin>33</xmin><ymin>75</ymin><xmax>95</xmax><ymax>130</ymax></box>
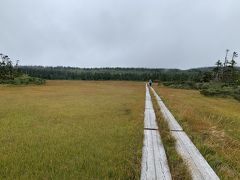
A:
<box><xmin>151</xmin><ymin>87</ymin><xmax>220</xmax><ymax>180</ymax></box>
<box><xmin>141</xmin><ymin>85</ymin><xmax>172</xmax><ymax>180</ymax></box>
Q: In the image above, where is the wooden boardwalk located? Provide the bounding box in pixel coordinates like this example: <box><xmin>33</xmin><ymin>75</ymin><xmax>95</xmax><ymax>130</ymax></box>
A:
<box><xmin>151</xmin><ymin>87</ymin><xmax>220</xmax><ymax>180</ymax></box>
<box><xmin>141</xmin><ymin>85</ymin><xmax>171</xmax><ymax>180</ymax></box>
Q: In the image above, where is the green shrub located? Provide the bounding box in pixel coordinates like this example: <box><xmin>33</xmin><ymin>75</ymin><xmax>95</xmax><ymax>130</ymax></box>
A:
<box><xmin>200</xmin><ymin>87</ymin><xmax>233</xmax><ymax>97</ymax></box>
<box><xmin>200</xmin><ymin>85</ymin><xmax>240</xmax><ymax>101</ymax></box>
<box><xmin>233</xmin><ymin>87</ymin><xmax>240</xmax><ymax>101</ymax></box>
<box><xmin>234</xmin><ymin>94</ymin><xmax>240</xmax><ymax>101</ymax></box>
<box><xmin>162</xmin><ymin>81</ymin><xmax>239</xmax><ymax>100</ymax></box>
<box><xmin>13</xmin><ymin>78</ymin><xmax>21</xmax><ymax>85</ymax></box>
<box><xmin>162</xmin><ymin>81</ymin><xmax>206</xmax><ymax>90</ymax></box>
<box><xmin>0</xmin><ymin>75</ymin><xmax>45</xmax><ymax>85</ymax></box>
<box><xmin>18</xmin><ymin>75</ymin><xmax>45</xmax><ymax>85</ymax></box>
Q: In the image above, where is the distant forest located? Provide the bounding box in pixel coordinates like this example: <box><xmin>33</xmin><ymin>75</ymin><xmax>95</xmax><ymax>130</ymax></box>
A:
<box><xmin>19</xmin><ymin>66</ymin><xmax>215</xmax><ymax>82</ymax></box>
<box><xmin>2</xmin><ymin>52</ymin><xmax>240</xmax><ymax>101</ymax></box>
<box><xmin>19</xmin><ymin>64</ymin><xmax>240</xmax><ymax>102</ymax></box>
<box><xmin>19</xmin><ymin>50</ymin><xmax>240</xmax><ymax>84</ymax></box>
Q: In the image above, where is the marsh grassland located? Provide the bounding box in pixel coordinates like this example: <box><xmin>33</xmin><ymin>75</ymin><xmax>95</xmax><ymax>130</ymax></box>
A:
<box><xmin>155</xmin><ymin>86</ymin><xmax>240</xmax><ymax>179</ymax></box>
<box><xmin>0</xmin><ymin>81</ymin><xmax>144</xmax><ymax>179</ymax></box>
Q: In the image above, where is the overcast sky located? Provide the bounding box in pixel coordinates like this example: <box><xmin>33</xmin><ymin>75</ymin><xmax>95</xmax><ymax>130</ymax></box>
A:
<box><xmin>0</xmin><ymin>0</ymin><xmax>239</xmax><ymax>69</ymax></box>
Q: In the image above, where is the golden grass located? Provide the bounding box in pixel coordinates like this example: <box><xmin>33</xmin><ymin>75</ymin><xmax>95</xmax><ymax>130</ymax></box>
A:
<box><xmin>0</xmin><ymin>81</ymin><xmax>145</xmax><ymax>179</ymax></box>
<box><xmin>154</xmin><ymin>85</ymin><xmax>240</xmax><ymax>179</ymax></box>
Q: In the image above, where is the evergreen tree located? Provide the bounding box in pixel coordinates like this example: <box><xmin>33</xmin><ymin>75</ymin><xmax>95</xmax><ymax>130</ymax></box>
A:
<box><xmin>213</xmin><ymin>60</ymin><xmax>222</xmax><ymax>81</ymax></box>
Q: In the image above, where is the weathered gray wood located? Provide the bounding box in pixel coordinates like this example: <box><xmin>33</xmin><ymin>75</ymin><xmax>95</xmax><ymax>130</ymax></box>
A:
<box><xmin>151</xmin><ymin>87</ymin><xmax>220</xmax><ymax>180</ymax></box>
<box><xmin>151</xmin><ymin>89</ymin><xmax>182</xmax><ymax>131</ymax></box>
<box><xmin>141</xmin><ymin>85</ymin><xmax>172</xmax><ymax>180</ymax></box>
<box><xmin>144</xmin><ymin>109</ymin><xmax>158</xmax><ymax>130</ymax></box>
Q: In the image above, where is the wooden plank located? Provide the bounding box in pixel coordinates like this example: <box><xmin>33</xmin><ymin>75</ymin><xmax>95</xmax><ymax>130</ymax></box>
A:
<box><xmin>144</xmin><ymin>109</ymin><xmax>158</xmax><ymax>130</ymax></box>
<box><xmin>172</xmin><ymin>131</ymin><xmax>220</xmax><ymax>179</ymax></box>
<box><xmin>141</xmin><ymin>85</ymin><xmax>172</xmax><ymax>180</ymax></box>
<box><xmin>151</xmin><ymin>87</ymin><xmax>220</xmax><ymax>180</ymax></box>
<box><xmin>144</xmin><ymin>85</ymin><xmax>158</xmax><ymax>130</ymax></box>
<box><xmin>151</xmin><ymin>89</ymin><xmax>182</xmax><ymax>131</ymax></box>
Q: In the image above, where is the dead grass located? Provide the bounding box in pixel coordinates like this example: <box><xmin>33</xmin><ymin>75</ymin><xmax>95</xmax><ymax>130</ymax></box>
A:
<box><xmin>154</xmin><ymin>85</ymin><xmax>240</xmax><ymax>179</ymax></box>
<box><xmin>0</xmin><ymin>80</ymin><xmax>145</xmax><ymax>179</ymax></box>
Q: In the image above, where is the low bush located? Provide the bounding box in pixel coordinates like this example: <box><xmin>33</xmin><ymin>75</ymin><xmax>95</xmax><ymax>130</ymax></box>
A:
<box><xmin>200</xmin><ymin>88</ymin><xmax>232</xmax><ymax>97</ymax></box>
<box><xmin>162</xmin><ymin>81</ymin><xmax>209</xmax><ymax>90</ymax></box>
<box><xmin>233</xmin><ymin>87</ymin><xmax>240</xmax><ymax>101</ymax></box>
<box><xmin>162</xmin><ymin>81</ymin><xmax>240</xmax><ymax>102</ymax></box>
<box><xmin>200</xmin><ymin>86</ymin><xmax>240</xmax><ymax>101</ymax></box>
<box><xmin>14</xmin><ymin>75</ymin><xmax>45</xmax><ymax>85</ymax></box>
<box><xmin>0</xmin><ymin>75</ymin><xmax>45</xmax><ymax>85</ymax></box>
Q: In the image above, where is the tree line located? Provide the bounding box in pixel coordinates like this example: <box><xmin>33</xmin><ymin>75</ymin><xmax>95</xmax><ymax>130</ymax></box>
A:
<box><xmin>19</xmin><ymin>66</ymin><xmax>215</xmax><ymax>82</ymax></box>
<box><xmin>2</xmin><ymin>50</ymin><xmax>239</xmax><ymax>85</ymax></box>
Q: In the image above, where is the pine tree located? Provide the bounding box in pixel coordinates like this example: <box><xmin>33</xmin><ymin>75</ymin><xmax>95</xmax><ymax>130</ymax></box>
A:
<box><xmin>214</xmin><ymin>60</ymin><xmax>223</xmax><ymax>81</ymax></box>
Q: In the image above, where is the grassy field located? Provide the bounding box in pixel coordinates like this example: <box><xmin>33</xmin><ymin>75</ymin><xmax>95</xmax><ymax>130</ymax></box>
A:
<box><xmin>0</xmin><ymin>81</ymin><xmax>145</xmax><ymax>179</ymax></box>
<box><xmin>154</xmin><ymin>85</ymin><xmax>240</xmax><ymax>179</ymax></box>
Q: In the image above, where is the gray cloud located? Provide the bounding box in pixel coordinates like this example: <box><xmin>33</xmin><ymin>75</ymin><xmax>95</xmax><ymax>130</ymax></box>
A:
<box><xmin>0</xmin><ymin>0</ymin><xmax>240</xmax><ymax>69</ymax></box>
